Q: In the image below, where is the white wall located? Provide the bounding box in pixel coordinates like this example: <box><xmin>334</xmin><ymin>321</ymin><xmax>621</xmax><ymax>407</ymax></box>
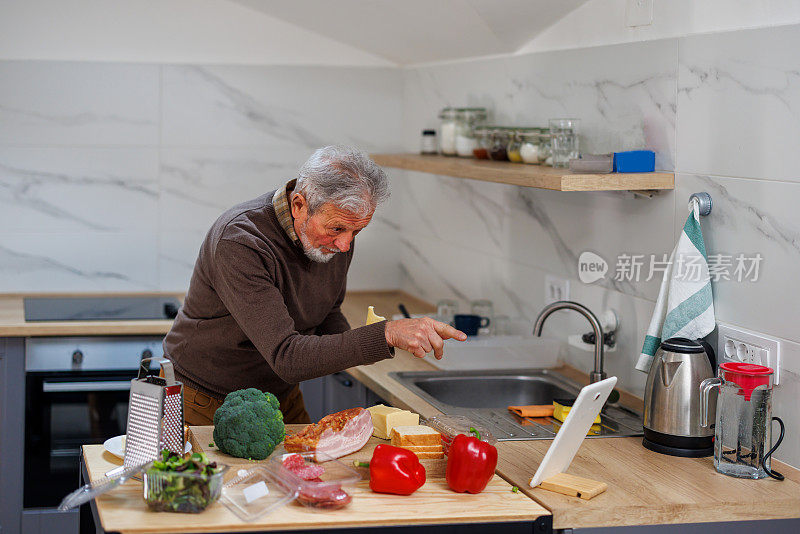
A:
<box><xmin>0</xmin><ymin>0</ymin><xmax>393</xmax><ymax>66</ymax></box>
<box><xmin>518</xmin><ymin>0</ymin><xmax>800</xmax><ymax>53</ymax></box>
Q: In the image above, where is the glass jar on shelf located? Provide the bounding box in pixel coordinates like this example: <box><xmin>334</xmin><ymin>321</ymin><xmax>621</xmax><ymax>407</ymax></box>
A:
<box><xmin>519</xmin><ymin>129</ymin><xmax>541</xmax><ymax>164</ymax></box>
<box><xmin>472</xmin><ymin>126</ymin><xmax>490</xmax><ymax>159</ymax></box>
<box><xmin>506</xmin><ymin>128</ymin><xmax>531</xmax><ymax>163</ymax></box>
<box><xmin>489</xmin><ymin>128</ymin><xmax>510</xmax><ymax>161</ymax></box>
<box><xmin>454</xmin><ymin>107</ymin><xmax>488</xmax><ymax>157</ymax></box>
<box><xmin>420</xmin><ymin>129</ymin><xmax>437</xmax><ymax>155</ymax></box>
<box><xmin>438</xmin><ymin>107</ymin><xmax>457</xmax><ymax>156</ymax></box>
<box><xmin>548</xmin><ymin>118</ymin><xmax>580</xmax><ymax>168</ymax></box>
<box><xmin>538</xmin><ymin>128</ymin><xmax>553</xmax><ymax>166</ymax></box>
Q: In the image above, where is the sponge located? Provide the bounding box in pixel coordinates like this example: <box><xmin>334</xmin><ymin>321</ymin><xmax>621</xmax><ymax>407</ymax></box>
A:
<box><xmin>552</xmin><ymin>398</ymin><xmax>601</xmax><ymax>425</ymax></box>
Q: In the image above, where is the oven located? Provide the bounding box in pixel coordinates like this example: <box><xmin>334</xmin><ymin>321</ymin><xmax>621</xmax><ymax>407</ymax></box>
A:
<box><xmin>23</xmin><ymin>336</ymin><xmax>163</xmax><ymax>509</ymax></box>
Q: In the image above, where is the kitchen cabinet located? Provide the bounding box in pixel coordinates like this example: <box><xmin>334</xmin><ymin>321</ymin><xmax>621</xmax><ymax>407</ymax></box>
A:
<box><xmin>300</xmin><ymin>372</ymin><xmax>387</xmax><ymax>422</ymax></box>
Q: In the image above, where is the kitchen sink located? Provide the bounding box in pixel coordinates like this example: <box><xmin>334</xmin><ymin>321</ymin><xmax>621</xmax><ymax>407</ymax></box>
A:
<box><xmin>389</xmin><ymin>369</ymin><xmax>643</xmax><ymax>441</ymax></box>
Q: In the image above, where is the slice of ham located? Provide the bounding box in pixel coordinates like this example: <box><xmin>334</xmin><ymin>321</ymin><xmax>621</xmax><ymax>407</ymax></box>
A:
<box><xmin>281</xmin><ymin>453</ymin><xmax>326</xmax><ymax>480</ymax></box>
<box><xmin>284</xmin><ymin>407</ymin><xmax>372</xmax><ymax>460</ymax></box>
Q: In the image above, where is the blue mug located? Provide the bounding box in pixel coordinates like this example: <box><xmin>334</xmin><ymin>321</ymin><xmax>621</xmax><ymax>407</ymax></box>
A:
<box><xmin>453</xmin><ymin>314</ymin><xmax>490</xmax><ymax>337</ymax></box>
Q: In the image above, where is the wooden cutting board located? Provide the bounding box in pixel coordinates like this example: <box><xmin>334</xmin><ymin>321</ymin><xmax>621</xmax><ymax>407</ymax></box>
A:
<box><xmin>189</xmin><ymin>425</ymin><xmax>447</xmax><ymax>478</ymax></box>
<box><xmin>79</xmin><ymin>425</ymin><xmax>549</xmax><ymax>534</ymax></box>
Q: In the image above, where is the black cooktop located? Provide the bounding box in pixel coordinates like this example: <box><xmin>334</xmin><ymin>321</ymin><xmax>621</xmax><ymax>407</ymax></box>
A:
<box><xmin>23</xmin><ymin>296</ymin><xmax>181</xmax><ymax>322</ymax></box>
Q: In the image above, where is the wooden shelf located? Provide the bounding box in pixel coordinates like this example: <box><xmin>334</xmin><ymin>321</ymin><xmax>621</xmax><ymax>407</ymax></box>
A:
<box><xmin>371</xmin><ymin>153</ymin><xmax>674</xmax><ymax>192</ymax></box>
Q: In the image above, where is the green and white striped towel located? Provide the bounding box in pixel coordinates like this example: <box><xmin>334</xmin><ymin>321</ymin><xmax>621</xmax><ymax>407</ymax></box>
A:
<box><xmin>635</xmin><ymin>201</ymin><xmax>716</xmax><ymax>373</ymax></box>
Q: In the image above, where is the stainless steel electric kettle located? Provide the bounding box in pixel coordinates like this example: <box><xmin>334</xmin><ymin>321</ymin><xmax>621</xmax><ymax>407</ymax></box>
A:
<box><xmin>642</xmin><ymin>337</ymin><xmax>716</xmax><ymax>457</ymax></box>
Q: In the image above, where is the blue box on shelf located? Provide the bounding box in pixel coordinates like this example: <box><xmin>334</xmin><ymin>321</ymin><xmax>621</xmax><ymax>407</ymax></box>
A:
<box><xmin>613</xmin><ymin>150</ymin><xmax>655</xmax><ymax>173</ymax></box>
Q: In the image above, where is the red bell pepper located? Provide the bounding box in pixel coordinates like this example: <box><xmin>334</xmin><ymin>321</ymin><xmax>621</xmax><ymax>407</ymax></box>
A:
<box><xmin>446</xmin><ymin>427</ymin><xmax>498</xmax><ymax>494</ymax></box>
<box><xmin>358</xmin><ymin>444</ymin><xmax>426</xmax><ymax>495</ymax></box>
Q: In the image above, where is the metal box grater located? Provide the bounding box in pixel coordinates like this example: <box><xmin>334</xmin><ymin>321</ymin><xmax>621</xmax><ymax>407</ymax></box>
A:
<box><xmin>123</xmin><ymin>359</ymin><xmax>184</xmax><ymax>468</ymax></box>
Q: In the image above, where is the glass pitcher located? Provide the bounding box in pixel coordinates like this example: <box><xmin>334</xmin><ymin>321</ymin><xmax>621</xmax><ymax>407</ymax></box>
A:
<box><xmin>700</xmin><ymin>362</ymin><xmax>785</xmax><ymax>480</ymax></box>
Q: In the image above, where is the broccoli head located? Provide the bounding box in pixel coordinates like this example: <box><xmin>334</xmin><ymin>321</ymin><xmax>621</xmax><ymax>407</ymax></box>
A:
<box><xmin>212</xmin><ymin>388</ymin><xmax>284</xmax><ymax>460</ymax></box>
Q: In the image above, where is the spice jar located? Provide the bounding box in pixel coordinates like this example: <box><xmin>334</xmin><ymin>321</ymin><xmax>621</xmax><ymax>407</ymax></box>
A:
<box><xmin>506</xmin><ymin>128</ymin><xmax>526</xmax><ymax>163</ymax></box>
<box><xmin>489</xmin><ymin>128</ymin><xmax>510</xmax><ymax>161</ymax></box>
<box><xmin>538</xmin><ymin>129</ymin><xmax>553</xmax><ymax>165</ymax></box>
<box><xmin>420</xmin><ymin>129</ymin><xmax>437</xmax><ymax>155</ymax></box>
<box><xmin>472</xmin><ymin>126</ymin><xmax>490</xmax><ymax>159</ymax></box>
<box><xmin>438</xmin><ymin>107</ymin><xmax>457</xmax><ymax>156</ymax></box>
<box><xmin>519</xmin><ymin>129</ymin><xmax>541</xmax><ymax>164</ymax></box>
<box><xmin>455</xmin><ymin>107</ymin><xmax>488</xmax><ymax>157</ymax></box>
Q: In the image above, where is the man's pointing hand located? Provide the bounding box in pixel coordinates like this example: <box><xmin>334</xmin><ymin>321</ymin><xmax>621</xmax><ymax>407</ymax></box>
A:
<box><xmin>384</xmin><ymin>317</ymin><xmax>468</xmax><ymax>359</ymax></box>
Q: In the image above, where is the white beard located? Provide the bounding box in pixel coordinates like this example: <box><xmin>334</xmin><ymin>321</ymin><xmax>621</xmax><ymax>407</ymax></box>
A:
<box><xmin>298</xmin><ymin>221</ymin><xmax>340</xmax><ymax>263</ymax></box>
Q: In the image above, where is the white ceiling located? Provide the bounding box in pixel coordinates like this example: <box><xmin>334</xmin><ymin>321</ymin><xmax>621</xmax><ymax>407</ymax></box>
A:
<box><xmin>231</xmin><ymin>0</ymin><xmax>588</xmax><ymax>65</ymax></box>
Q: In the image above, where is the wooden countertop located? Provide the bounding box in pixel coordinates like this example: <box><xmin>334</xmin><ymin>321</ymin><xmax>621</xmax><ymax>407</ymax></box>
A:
<box><xmin>0</xmin><ymin>292</ymin><xmax>184</xmax><ymax>337</ymax></box>
<box><xmin>82</xmin><ymin>428</ymin><xmax>549</xmax><ymax>534</ymax></box>
<box><xmin>22</xmin><ymin>289</ymin><xmax>800</xmax><ymax>529</ymax></box>
<box><xmin>350</xmin><ymin>353</ymin><xmax>800</xmax><ymax>528</ymax></box>
<box><xmin>0</xmin><ymin>289</ymin><xmax>422</xmax><ymax>337</ymax></box>
<box><xmin>340</xmin><ymin>294</ymin><xmax>800</xmax><ymax>529</ymax></box>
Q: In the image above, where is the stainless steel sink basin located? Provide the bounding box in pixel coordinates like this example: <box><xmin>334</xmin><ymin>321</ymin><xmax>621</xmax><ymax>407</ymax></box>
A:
<box><xmin>389</xmin><ymin>369</ymin><xmax>643</xmax><ymax>441</ymax></box>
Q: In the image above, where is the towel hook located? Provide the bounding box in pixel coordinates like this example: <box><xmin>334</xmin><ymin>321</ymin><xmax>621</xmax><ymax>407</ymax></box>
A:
<box><xmin>689</xmin><ymin>192</ymin><xmax>712</xmax><ymax>216</ymax></box>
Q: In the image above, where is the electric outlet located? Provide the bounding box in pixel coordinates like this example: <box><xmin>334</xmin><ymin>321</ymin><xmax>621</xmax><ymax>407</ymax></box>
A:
<box><xmin>626</xmin><ymin>0</ymin><xmax>653</xmax><ymax>27</ymax></box>
<box><xmin>544</xmin><ymin>275</ymin><xmax>570</xmax><ymax>305</ymax></box>
<box><xmin>717</xmin><ymin>323</ymin><xmax>782</xmax><ymax>385</ymax></box>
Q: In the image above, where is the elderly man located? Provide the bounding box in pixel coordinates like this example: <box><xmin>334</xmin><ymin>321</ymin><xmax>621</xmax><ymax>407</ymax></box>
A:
<box><xmin>164</xmin><ymin>146</ymin><xmax>466</xmax><ymax>425</ymax></box>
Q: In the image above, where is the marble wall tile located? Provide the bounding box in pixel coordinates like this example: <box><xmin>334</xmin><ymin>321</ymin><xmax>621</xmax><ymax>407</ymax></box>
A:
<box><xmin>0</xmin><ymin>61</ymin><xmax>405</xmax><ymax>292</ymax></box>
<box><xmin>161</xmin><ymin>65</ymin><xmax>404</xmax><ymax>150</ymax></box>
<box><xmin>399</xmin><ymin>170</ymin><xmax>508</xmax><ymax>258</ymax></box>
<box><xmin>347</xmin><ymin>215</ymin><xmax>403</xmax><ymax>291</ymax></box>
<box><xmin>678</xmin><ymin>25</ymin><xmax>800</xmax><ymax>181</ymax></box>
<box><xmin>0</xmin><ymin>62</ymin><xmax>159</xmax><ymax>146</ymax></box>
<box><xmin>502</xmin><ymin>185</ymin><xmax>674</xmax><ymax>301</ymax></box>
<box><xmin>0</xmin><ymin>233</ymin><xmax>158</xmax><ymax>292</ymax></box>
<box><xmin>674</xmin><ymin>173</ymin><xmax>800</xmax><ymax>346</ymax></box>
<box><xmin>403</xmin><ymin>38</ymin><xmax>677</xmax><ymax>170</ymax></box>
<box><xmin>158</xmin><ymin>231</ymin><xmax>204</xmax><ymax>291</ymax></box>
<box><xmin>0</xmin><ymin>147</ymin><xmax>159</xmax><ymax>232</ymax></box>
<box><xmin>398</xmin><ymin>233</ymin><xmax>656</xmax><ymax>396</ymax></box>
<box><xmin>398</xmin><ymin>170</ymin><xmax>675</xmax><ymax>301</ymax></box>
<box><xmin>159</xmin><ymin>147</ymin><xmax>305</xmax><ymax>233</ymax></box>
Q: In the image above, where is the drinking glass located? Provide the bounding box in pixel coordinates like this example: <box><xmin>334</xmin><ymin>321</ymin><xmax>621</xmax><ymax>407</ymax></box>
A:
<box><xmin>436</xmin><ymin>299</ymin><xmax>459</xmax><ymax>326</ymax></box>
<box><xmin>549</xmin><ymin>118</ymin><xmax>580</xmax><ymax>168</ymax></box>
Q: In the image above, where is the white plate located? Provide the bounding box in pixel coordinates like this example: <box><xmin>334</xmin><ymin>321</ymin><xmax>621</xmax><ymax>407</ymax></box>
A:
<box><xmin>103</xmin><ymin>435</ymin><xmax>192</xmax><ymax>459</ymax></box>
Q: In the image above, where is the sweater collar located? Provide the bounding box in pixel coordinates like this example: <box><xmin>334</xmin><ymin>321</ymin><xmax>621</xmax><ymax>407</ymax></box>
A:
<box><xmin>272</xmin><ymin>179</ymin><xmax>302</xmax><ymax>248</ymax></box>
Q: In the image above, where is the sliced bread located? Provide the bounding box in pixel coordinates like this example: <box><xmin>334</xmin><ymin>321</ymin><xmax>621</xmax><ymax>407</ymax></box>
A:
<box><xmin>396</xmin><ymin>444</ymin><xmax>443</xmax><ymax>453</ymax></box>
<box><xmin>390</xmin><ymin>425</ymin><xmax>441</xmax><ymax>447</ymax></box>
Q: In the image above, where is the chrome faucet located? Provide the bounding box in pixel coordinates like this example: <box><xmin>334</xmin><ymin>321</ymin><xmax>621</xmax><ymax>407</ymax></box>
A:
<box><xmin>533</xmin><ymin>301</ymin><xmax>607</xmax><ymax>383</ymax></box>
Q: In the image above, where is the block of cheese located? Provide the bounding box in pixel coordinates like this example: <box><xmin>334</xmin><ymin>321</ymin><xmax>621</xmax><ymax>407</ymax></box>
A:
<box><xmin>367</xmin><ymin>404</ymin><xmax>420</xmax><ymax>439</ymax></box>
<box><xmin>366</xmin><ymin>306</ymin><xmax>385</xmax><ymax>325</ymax></box>
<box><xmin>390</xmin><ymin>425</ymin><xmax>441</xmax><ymax>447</ymax></box>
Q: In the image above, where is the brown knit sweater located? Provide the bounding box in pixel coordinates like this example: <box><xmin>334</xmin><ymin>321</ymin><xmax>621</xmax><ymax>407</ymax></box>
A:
<box><xmin>163</xmin><ymin>191</ymin><xmax>392</xmax><ymax>402</ymax></box>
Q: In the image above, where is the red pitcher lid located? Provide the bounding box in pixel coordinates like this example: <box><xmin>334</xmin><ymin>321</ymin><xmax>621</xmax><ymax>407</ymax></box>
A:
<box><xmin>720</xmin><ymin>362</ymin><xmax>773</xmax><ymax>401</ymax></box>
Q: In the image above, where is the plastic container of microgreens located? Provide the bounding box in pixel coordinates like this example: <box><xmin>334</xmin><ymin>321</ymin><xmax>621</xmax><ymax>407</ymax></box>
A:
<box><xmin>425</xmin><ymin>415</ymin><xmax>497</xmax><ymax>455</ymax></box>
<box><xmin>271</xmin><ymin>451</ymin><xmax>362</xmax><ymax>510</ymax></box>
<box><xmin>143</xmin><ymin>460</ymin><xmax>229</xmax><ymax>513</ymax></box>
<box><xmin>220</xmin><ymin>465</ymin><xmax>299</xmax><ymax>522</ymax></box>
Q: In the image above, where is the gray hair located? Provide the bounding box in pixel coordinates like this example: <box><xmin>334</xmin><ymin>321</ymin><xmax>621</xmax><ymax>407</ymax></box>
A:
<box><xmin>295</xmin><ymin>145</ymin><xmax>390</xmax><ymax>216</ymax></box>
